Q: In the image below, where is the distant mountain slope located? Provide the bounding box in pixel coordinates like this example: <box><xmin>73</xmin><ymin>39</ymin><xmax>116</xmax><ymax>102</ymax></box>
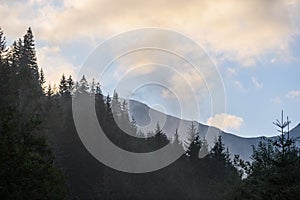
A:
<box><xmin>290</xmin><ymin>123</ymin><xmax>300</xmax><ymax>138</ymax></box>
<box><xmin>128</xmin><ymin>99</ymin><xmax>300</xmax><ymax>161</ymax></box>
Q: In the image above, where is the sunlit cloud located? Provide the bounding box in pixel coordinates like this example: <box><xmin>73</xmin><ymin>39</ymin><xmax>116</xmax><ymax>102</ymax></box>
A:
<box><xmin>1</xmin><ymin>0</ymin><xmax>299</xmax><ymax>66</ymax></box>
<box><xmin>36</xmin><ymin>46</ymin><xmax>76</xmax><ymax>84</ymax></box>
<box><xmin>207</xmin><ymin>113</ymin><xmax>244</xmax><ymax>132</ymax></box>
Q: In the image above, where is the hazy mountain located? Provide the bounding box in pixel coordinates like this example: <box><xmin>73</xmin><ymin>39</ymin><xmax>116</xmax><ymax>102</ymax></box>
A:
<box><xmin>128</xmin><ymin>99</ymin><xmax>300</xmax><ymax>161</ymax></box>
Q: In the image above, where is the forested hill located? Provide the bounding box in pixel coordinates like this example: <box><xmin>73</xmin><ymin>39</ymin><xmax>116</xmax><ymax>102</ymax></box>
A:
<box><xmin>129</xmin><ymin>99</ymin><xmax>300</xmax><ymax>161</ymax></box>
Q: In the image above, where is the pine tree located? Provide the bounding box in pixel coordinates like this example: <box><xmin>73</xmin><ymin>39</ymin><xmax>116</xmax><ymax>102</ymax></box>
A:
<box><xmin>0</xmin><ymin>27</ymin><xmax>67</xmax><ymax>199</ymax></box>
<box><xmin>186</xmin><ymin>134</ymin><xmax>201</xmax><ymax>160</ymax></box>
<box><xmin>121</xmin><ymin>101</ymin><xmax>130</xmax><ymax>123</ymax></box>
<box><xmin>46</xmin><ymin>84</ymin><xmax>53</xmax><ymax>98</ymax></box>
<box><xmin>0</xmin><ymin>27</ymin><xmax>8</xmax><ymax>94</ymax></box>
<box><xmin>7</xmin><ymin>40</ymin><xmax>21</xmax><ymax>70</ymax></box>
<box><xmin>39</xmin><ymin>68</ymin><xmax>46</xmax><ymax>92</ymax></box>
<box><xmin>77</xmin><ymin>75</ymin><xmax>89</xmax><ymax>94</ymax></box>
<box><xmin>229</xmin><ymin>111</ymin><xmax>300</xmax><ymax>199</ymax></box>
<box><xmin>91</xmin><ymin>78</ymin><xmax>96</xmax><ymax>94</ymax></box>
<box><xmin>22</xmin><ymin>27</ymin><xmax>39</xmax><ymax>82</ymax></box>
<box><xmin>95</xmin><ymin>82</ymin><xmax>105</xmax><ymax>113</ymax></box>
<box><xmin>172</xmin><ymin>129</ymin><xmax>181</xmax><ymax>145</ymax></box>
<box><xmin>185</xmin><ymin>122</ymin><xmax>198</xmax><ymax>150</ymax></box>
<box><xmin>206</xmin><ymin>136</ymin><xmax>240</xmax><ymax>200</ymax></box>
<box><xmin>210</xmin><ymin>136</ymin><xmax>226</xmax><ymax>160</ymax></box>
<box><xmin>59</xmin><ymin>74</ymin><xmax>68</xmax><ymax>95</ymax></box>
<box><xmin>96</xmin><ymin>82</ymin><xmax>102</xmax><ymax>96</ymax></box>
<box><xmin>199</xmin><ymin>138</ymin><xmax>209</xmax><ymax>158</ymax></box>
<box><xmin>67</xmin><ymin>75</ymin><xmax>74</xmax><ymax>95</ymax></box>
<box><xmin>105</xmin><ymin>94</ymin><xmax>112</xmax><ymax>119</ymax></box>
<box><xmin>171</xmin><ymin>129</ymin><xmax>185</xmax><ymax>157</ymax></box>
<box><xmin>0</xmin><ymin>28</ymin><xmax>9</xmax><ymax>133</ymax></box>
<box><xmin>152</xmin><ymin>122</ymin><xmax>168</xmax><ymax>149</ymax></box>
<box><xmin>0</xmin><ymin>27</ymin><xmax>7</xmax><ymax>63</ymax></box>
<box><xmin>129</xmin><ymin>117</ymin><xmax>138</xmax><ymax>135</ymax></box>
<box><xmin>12</xmin><ymin>28</ymin><xmax>44</xmax><ymax>131</ymax></box>
<box><xmin>112</xmin><ymin>90</ymin><xmax>122</xmax><ymax>121</ymax></box>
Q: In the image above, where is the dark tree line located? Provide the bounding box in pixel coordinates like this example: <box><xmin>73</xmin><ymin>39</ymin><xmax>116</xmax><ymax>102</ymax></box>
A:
<box><xmin>1</xmin><ymin>27</ymin><xmax>300</xmax><ymax>200</ymax></box>
<box><xmin>0</xmin><ymin>27</ymin><xmax>67</xmax><ymax>199</ymax></box>
<box><xmin>229</xmin><ymin>112</ymin><xmax>300</xmax><ymax>199</ymax></box>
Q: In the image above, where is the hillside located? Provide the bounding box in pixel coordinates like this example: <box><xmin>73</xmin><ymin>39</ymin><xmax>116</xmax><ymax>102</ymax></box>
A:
<box><xmin>128</xmin><ymin>99</ymin><xmax>300</xmax><ymax>161</ymax></box>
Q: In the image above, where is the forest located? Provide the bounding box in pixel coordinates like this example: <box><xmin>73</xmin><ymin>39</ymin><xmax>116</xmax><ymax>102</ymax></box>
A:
<box><xmin>1</xmin><ymin>27</ymin><xmax>300</xmax><ymax>200</ymax></box>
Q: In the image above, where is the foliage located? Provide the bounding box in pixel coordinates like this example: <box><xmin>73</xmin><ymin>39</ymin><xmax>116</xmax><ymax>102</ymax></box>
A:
<box><xmin>229</xmin><ymin>111</ymin><xmax>300</xmax><ymax>200</ymax></box>
<box><xmin>0</xmin><ymin>27</ymin><xmax>67</xmax><ymax>200</ymax></box>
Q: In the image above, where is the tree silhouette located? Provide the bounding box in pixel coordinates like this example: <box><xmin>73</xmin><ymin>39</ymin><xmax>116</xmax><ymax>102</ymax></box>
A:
<box><xmin>0</xmin><ymin>28</ymin><xmax>67</xmax><ymax>200</ymax></box>
<box><xmin>229</xmin><ymin>111</ymin><xmax>300</xmax><ymax>199</ymax></box>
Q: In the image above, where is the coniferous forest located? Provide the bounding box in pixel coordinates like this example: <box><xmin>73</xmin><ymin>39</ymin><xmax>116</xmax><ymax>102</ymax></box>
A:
<box><xmin>1</xmin><ymin>28</ymin><xmax>300</xmax><ymax>200</ymax></box>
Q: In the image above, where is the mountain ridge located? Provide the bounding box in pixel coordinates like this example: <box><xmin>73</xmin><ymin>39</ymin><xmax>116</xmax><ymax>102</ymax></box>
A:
<box><xmin>127</xmin><ymin>99</ymin><xmax>300</xmax><ymax>161</ymax></box>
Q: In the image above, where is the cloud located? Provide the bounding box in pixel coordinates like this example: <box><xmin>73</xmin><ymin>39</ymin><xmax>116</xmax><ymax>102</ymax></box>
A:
<box><xmin>207</xmin><ymin>113</ymin><xmax>244</xmax><ymax>132</ymax></box>
<box><xmin>286</xmin><ymin>90</ymin><xmax>300</xmax><ymax>99</ymax></box>
<box><xmin>251</xmin><ymin>76</ymin><xmax>263</xmax><ymax>89</ymax></box>
<box><xmin>36</xmin><ymin>45</ymin><xmax>76</xmax><ymax>84</ymax></box>
<box><xmin>1</xmin><ymin>0</ymin><xmax>299</xmax><ymax>66</ymax></box>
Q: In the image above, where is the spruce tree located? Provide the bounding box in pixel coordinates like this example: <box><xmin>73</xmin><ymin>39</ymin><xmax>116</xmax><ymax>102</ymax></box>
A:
<box><xmin>0</xmin><ymin>28</ymin><xmax>67</xmax><ymax>199</ymax></box>
<box><xmin>112</xmin><ymin>90</ymin><xmax>122</xmax><ymax>121</ymax></box>
<box><xmin>65</xmin><ymin>75</ymin><xmax>74</xmax><ymax>97</ymax></box>
<box><xmin>59</xmin><ymin>74</ymin><xmax>68</xmax><ymax>96</ymax></box>
<box><xmin>0</xmin><ymin>27</ymin><xmax>7</xmax><ymax>63</ymax></box>
<box><xmin>185</xmin><ymin>122</ymin><xmax>198</xmax><ymax>151</ymax></box>
<box><xmin>78</xmin><ymin>75</ymin><xmax>89</xmax><ymax>94</ymax></box>
<box><xmin>229</xmin><ymin>111</ymin><xmax>300</xmax><ymax>199</ymax></box>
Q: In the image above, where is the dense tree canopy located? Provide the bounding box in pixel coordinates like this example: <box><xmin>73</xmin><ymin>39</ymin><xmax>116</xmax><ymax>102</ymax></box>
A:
<box><xmin>0</xmin><ymin>27</ymin><xmax>67</xmax><ymax>200</ymax></box>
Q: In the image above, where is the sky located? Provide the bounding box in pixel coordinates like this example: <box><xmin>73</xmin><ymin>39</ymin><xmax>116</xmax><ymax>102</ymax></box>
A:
<box><xmin>0</xmin><ymin>0</ymin><xmax>300</xmax><ymax>137</ymax></box>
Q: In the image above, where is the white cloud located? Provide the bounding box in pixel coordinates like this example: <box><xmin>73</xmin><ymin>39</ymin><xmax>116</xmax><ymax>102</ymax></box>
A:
<box><xmin>207</xmin><ymin>113</ymin><xmax>244</xmax><ymax>132</ymax></box>
<box><xmin>251</xmin><ymin>76</ymin><xmax>263</xmax><ymax>89</ymax></box>
<box><xmin>36</xmin><ymin>46</ymin><xmax>76</xmax><ymax>84</ymax></box>
<box><xmin>0</xmin><ymin>0</ymin><xmax>299</xmax><ymax>66</ymax></box>
<box><xmin>286</xmin><ymin>90</ymin><xmax>300</xmax><ymax>99</ymax></box>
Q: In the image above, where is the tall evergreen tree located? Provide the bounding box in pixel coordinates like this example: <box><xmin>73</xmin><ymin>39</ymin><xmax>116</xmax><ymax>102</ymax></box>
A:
<box><xmin>91</xmin><ymin>78</ymin><xmax>96</xmax><ymax>94</ymax></box>
<box><xmin>0</xmin><ymin>27</ymin><xmax>7</xmax><ymax>63</ymax></box>
<box><xmin>186</xmin><ymin>135</ymin><xmax>201</xmax><ymax>160</ymax></box>
<box><xmin>112</xmin><ymin>90</ymin><xmax>122</xmax><ymax>121</ymax></box>
<box><xmin>120</xmin><ymin>100</ymin><xmax>131</xmax><ymax>132</ymax></box>
<box><xmin>59</xmin><ymin>74</ymin><xmax>68</xmax><ymax>96</ymax></box>
<box><xmin>0</xmin><ymin>28</ymin><xmax>67</xmax><ymax>200</ymax></box>
<box><xmin>199</xmin><ymin>138</ymin><xmax>209</xmax><ymax>158</ymax></box>
<box><xmin>22</xmin><ymin>27</ymin><xmax>39</xmax><ymax>82</ymax></box>
<box><xmin>67</xmin><ymin>75</ymin><xmax>74</xmax><ymax>95</ymax></box>
<box><xmin>185</xmin><ymin>122</ymin><xmax>198</xmax><ymax>150</ymax></box>
<box><xmin>105</xmin><ymin>94</ymin><xmax>113</xmax><ymax>119</ymax></box>
<box><xmin>46</xmin><ymin>84</ymin><xmax>53</xmax><ymax>98</ymax></box>
<box><xmin>39</xmin><ymin>68</ymin><xmax>45</xmax><ymax>86</ymax></box>
<box><xmin>151</xmin><ymin>123</ymin><xmax>168</xmax><ymax>149</ymax></box>
<box><xmin>229</xmin><ymin>111</ymin><xmax>300</xmax><ymax>200</ymax></box>
<box><xmin>129</xmin><ymin>117</ymin><xmax>138</xmax><ymax>135</ymax></box>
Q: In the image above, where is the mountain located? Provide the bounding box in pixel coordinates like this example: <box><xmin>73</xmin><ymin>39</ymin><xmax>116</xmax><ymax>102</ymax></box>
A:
<box><xmin>290</xmin><ymin>123</ymin><xmax>300</xmax><ymax>137</ymax></box>
<box><xmin>128</xmin><ymin>99</ymin><xmax>300</xmax><ymax>161</ymax></box>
